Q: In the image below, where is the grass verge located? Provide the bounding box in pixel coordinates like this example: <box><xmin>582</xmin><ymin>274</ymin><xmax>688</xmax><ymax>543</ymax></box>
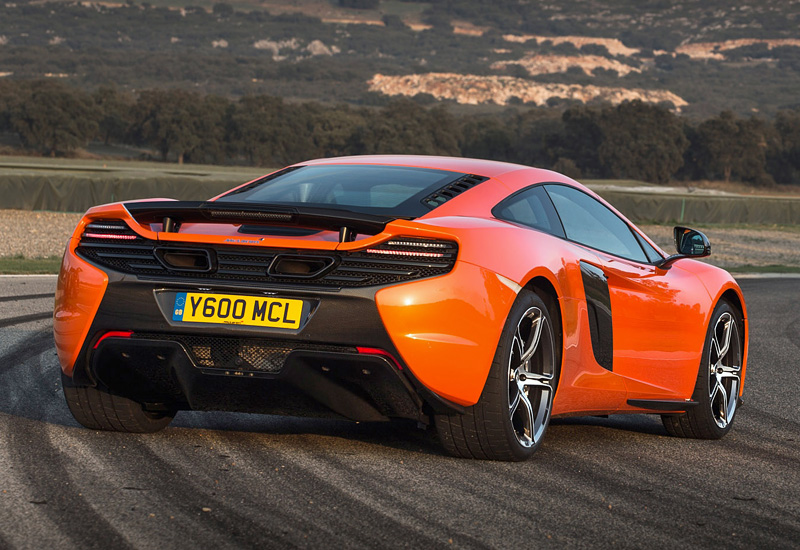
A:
<box><xmin>0</xmin><ymin>255</ymin><xmax>62</xmax><ymax>274</ymax></box>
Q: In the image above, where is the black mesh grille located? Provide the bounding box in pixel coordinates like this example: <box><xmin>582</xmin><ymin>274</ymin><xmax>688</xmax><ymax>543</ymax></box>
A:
<box><xmin>422</xmin><ymin>174</ymin><xmax>489</xmax><ymax>208</ymax></box>
<box><xmin>76</xmin><ymin>222</ymin><xmax>458</xmax><ymax>288</ymax></box>
<box><xmin>136</xmin><ymin>333</ymin><xmax>356</xmax><ymax>374</ymax></box>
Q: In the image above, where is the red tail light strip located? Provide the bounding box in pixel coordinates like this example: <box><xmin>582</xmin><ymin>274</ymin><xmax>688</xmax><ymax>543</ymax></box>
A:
<box><xmin>364</xmin><ymin>249</ymin><xmax>445</xmax><ymax>259</ymax></box>
<box><xmin>357</xmin><ymin>347</ymin><xmax>404</xmax><ymax>370</ymax></box>
<box><xmin>82</xmin><ymin>232</ymin><xmax>138</xmax><ymax>240</ymax></box>
<box><xmin>93</xmin><ymin>331</ymin><xmax>134</xmax><ymax>349</ymax></box>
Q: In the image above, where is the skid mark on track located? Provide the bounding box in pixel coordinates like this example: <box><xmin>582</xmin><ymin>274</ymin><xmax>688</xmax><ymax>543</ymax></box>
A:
<box><xmin>292</xmin><ymin>449</ymin><xmax>494</xmax><ymax>548</ymax></box>
<box><xmin>0</xmin><ymin>292</ymin><xmax>54</xmax><ymax>303</ymax></box>
<box><xmin>0</xmin><ymin>326</ymin><xmax>77</xmax><ymax>426</ymax></box>
<box><xmin>227</xmin><ymin>431</ymin><xmax>462</xmax><ymax>548</ymax></box>
<box><xmin>0</xmin><ymin>311</ymin><xmax>52</xmax><ymax>329</ymax></box>
<box><xmin>784</xmin><ymin>317</ymin><xmax>800</xmax><ymax>350</ymax></box>
<box><xmin>542</xmin><ymin>435</ymin><xmax>800</xmax><ymax>546</ymax></box>
<box><xmin>0</xmin><ymin>329</ymin><xmax>54</xmax><ymax>374</ymax></box>
<box><xmin>94</xmin><ymin>435</ymin><xmax>298</xmax><ymax>549</ymax></box>
<box><xmin>3</xmin><ymin>420</ymin><xmax>134</xmax><ymax>550</ymax></box>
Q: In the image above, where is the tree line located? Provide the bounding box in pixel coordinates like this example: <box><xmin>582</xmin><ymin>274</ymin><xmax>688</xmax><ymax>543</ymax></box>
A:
<box><xmin>1</xmin><ymin>79</ymin><xmax>799</xmax><ymax>186</ymax></box>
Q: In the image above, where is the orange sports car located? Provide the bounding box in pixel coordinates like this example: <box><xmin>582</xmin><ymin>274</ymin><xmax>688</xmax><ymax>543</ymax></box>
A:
<box><xmin>54</xmin><ymin>156</ymin><xmax>747</xmax><ymax>461</ymax></box>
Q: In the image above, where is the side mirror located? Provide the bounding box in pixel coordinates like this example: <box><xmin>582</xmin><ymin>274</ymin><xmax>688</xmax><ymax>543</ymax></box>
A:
<box><xmin>654</xmin><ymin>226</ymin><xmax>711</xmax><ymax>269</ymax></box>
<box><xmin>674</xmin><ymin>226</ymin><xmax>711</xmax><ymax>257</ymax></box>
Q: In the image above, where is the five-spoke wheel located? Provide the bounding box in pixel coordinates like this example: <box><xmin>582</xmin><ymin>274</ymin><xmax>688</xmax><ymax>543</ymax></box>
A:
<box><xmin>662</xmin><ymin>300</ymin><xmax>743</xmax><ymax>439</ymax></box>
<box><xmin>507</xmin><ymin>306</ymin><xmax>555</xmax><ymax>449</ymax></box>
<box><xmin>435</xmin><ymin>290</ymin><xmax>559</xmax><ymax>460</ymax></box>
<box><xmin>708</xmin><ymin>311</ymin><xmax>742</xmax><ymax>429</ymax></box>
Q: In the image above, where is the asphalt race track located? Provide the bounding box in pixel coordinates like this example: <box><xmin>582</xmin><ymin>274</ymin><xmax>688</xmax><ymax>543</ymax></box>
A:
<box><xmin>1</xmin><ymin>275</ymin><xmax>798</xmax><ymax>549</ymax></box>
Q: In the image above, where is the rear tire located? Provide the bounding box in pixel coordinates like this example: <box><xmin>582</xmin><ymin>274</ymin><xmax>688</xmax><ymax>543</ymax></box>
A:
<box><xmin>435</xmin><ymin>290</ymin><xmax>559</xmax><ymax>461</ymax></box>
<box><xmin>61</xmin><ymin>372</ymin><xmax>174</xmax><ymax>433</ymax></box>
<box><xmin>662</xmin><ymin>300</ymin><xmax>743</xmax><ymax>439</ymax></box>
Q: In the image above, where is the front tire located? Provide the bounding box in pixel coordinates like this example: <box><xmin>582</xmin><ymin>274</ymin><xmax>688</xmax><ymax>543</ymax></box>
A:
<box><xmin>662</xmin><ymin>300</ymin><xmax>743</xmax><ymax>439</ymax></box>
<box><xmin>435</xmin><ymin>290</ymin><xmax>559</xmax><ymax>461</ymax></box>
<box><xmin>61</xmin><ymin>372</ymin><xmax>174</xmax><ymax>433</ymax></box>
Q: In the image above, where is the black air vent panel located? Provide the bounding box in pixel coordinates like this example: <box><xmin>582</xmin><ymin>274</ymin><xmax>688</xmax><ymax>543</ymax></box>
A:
<box><xmin>422</xmin><ymin>174</ymin><xmax>489</xmax><ymax>208</ymax></box>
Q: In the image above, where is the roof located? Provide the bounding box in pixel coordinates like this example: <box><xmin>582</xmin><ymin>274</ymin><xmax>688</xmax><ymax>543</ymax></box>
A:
<box><xmin>297</xmin><ymin>155</ymin><xmax>533</xmax><ymax>179</ymax></box>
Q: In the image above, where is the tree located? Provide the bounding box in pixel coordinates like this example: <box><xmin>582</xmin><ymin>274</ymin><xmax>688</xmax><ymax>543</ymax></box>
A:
<box><xmin>459</xmin><ymin>117</ymin><xmax>515</xmax><ymax>162</ymax></box>
<box><xmin>693</xmin><ymin>111</ymin><xmax>773</xmax><ymax>185</ymax></box>
<box><xmin>347</xmin><ymin>100</ymin><xmax>460</xmax><ymax>156</ymax></box>
<box><xmin>212</xmin><ymin>2</ymin><xmax>234</xmax><ymax>17</ymax></box>
<box><xmin>549</xmin><ymin>105</ymin><xmax>604</xmax><ymax>177</ymax></box>
<box><xmin>93</xmin><ymin>86</ymin><xmax>135</xmax><ymax>145</ymax></box>
<box><xmin>184</xmin><ymin>94</ymin><xmax>230</xmax><ymax>165</ymax></box>
<box><xmin>770</xmin><ymin>109</ymin><xmax>800</xmax><ymax>184</ymax></box>
<box><xmin>11</xmin><ymin>80</ymin><xmax>97</xmax><ymax>156</ymax></box>
<box><xmin>303</xmin><ymin>103</ymin><xmax>367</xmax><ymax>158</ymax></box>
<box><xmin>228</xmin><ymin>95</ymin><xmax>314</xmax><ymax>166</ymax></box>
<box><xmin>338</xmin><ymin>0</ymin><xmax>379</xmax><ymax>8</ymax></box>
<box><xmin>132</xmin><ymin>89</ymin><xmax>204</xmax><ymax>164</ymax></box>
<box><xmin>597</xmin><ymin>101</ymin><xmax>688</xmax><ymax>184</ymax></box>
<box><xmin>0</xmin><ymin>80</ymin><xmax>25</xmax><ymax>133</ymax></box>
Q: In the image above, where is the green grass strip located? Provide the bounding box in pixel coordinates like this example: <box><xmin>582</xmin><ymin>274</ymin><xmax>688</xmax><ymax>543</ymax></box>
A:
<box><xmin>0</xmin><ymin>255</ymin><xmax>62</xmax><ymax>274</ymax></box>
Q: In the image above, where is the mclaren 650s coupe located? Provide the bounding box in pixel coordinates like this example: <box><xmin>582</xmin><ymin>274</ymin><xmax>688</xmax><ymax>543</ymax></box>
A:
<box><xmin>54</xmin><ymin>155</ymin><xmax>748</xmax><ymax>461</ymax></box>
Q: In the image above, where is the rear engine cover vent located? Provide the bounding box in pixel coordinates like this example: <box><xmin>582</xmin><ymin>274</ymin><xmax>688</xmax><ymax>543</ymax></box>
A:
<box><xmin>422</xmin><ymin>174</ymin><xmax>489</xmax><ymax>208</ymax></box>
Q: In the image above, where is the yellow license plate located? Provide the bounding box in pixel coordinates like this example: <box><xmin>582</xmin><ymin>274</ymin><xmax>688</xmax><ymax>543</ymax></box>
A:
<box><xmin>172</xmin><ymin>292</ymin><xmax>304</xmax><ymax>329</ymax></box>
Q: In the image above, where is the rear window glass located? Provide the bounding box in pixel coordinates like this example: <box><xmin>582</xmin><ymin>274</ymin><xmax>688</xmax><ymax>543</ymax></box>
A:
<box><xmin>217</xmin><ymin>164</ymin><xmax>466</xmax><ymax>218</ymax></box>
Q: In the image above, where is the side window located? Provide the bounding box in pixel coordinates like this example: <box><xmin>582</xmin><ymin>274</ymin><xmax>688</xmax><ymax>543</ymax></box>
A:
<box><xmin>493</xmin><ymin>185</ymin><xmax>565</xmax><ymax>238</ymax></box>
<box><xmin>545</xmin><ymin>185</ymin><xmax>649</xmax><ymax>263</ymax></box>
<box><xmin>634</xmin><ymin>231</ymin><xmax>664</xmax><ymax>263</ymax></box>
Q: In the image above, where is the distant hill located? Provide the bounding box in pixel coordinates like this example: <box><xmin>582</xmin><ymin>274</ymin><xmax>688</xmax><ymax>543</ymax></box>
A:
<box><xmin>0</xmin><ymin>0</ymin><xmax>799</xmax><ymax>117</ymax></box>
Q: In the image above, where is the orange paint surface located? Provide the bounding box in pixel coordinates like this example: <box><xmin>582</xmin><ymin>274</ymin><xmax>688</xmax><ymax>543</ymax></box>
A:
<box><xmin>54</xmin><ymin>240</ymin><xmax>108</xmax><ymax>376</ymax></box>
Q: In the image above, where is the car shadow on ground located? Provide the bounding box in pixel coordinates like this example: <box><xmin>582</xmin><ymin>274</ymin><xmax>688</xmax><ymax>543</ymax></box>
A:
<box><xmin>2</xmin><ymin>329</ymin><xmax>669</xmax><ymax>459</ymax></box>
<box><xmin>551</xmin><ymin>414</ymin><xmax>669</xmax><ymax>436</ymax></box>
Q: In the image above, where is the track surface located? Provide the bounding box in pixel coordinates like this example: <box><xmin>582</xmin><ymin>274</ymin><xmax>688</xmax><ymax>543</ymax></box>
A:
<box><xmin>1</xmin><ymin>276</ymin><xmax>798</xmax><ymax>549</ymax></box>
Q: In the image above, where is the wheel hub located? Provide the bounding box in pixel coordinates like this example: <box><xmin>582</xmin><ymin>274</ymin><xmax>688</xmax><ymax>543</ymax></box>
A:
<box><xmin>507</xmin><ymin>306</ymin><xmax>555</xmax><ymax>449</ymax></box>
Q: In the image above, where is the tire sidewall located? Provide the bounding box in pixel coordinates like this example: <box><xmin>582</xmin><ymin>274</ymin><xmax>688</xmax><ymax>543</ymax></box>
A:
<box><xmin>485</xmin><ymin>290</ymin><xmax>559</xmax><ymax>460</ymax></box>
<box><xmin>693</xmin><ymin>300</ymin><xmax>742</xmax><ymax>438</ymax></box>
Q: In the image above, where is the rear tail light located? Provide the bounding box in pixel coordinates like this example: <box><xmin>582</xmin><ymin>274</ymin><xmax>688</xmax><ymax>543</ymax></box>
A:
<box><xmin>363</xmin><ymin>237</ymin><xmax>457</xmax><ymax>260</ymax></box>
<box><xmin>364</xmin><ymin>248</ymin><xmax>446</xmax><ymax>259</ymax></box>
<box><xmin>81</xmin><ymin>232</ymin><xmax>138</xmax><ymax>240</ymax></box>
<box><xmin>81</xmin><ymin>220</ymin><xmax>140</xmax><ymax>241</ymax></box>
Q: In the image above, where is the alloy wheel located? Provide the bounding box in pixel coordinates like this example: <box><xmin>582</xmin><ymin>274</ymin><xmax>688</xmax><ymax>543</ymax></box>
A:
<box><xmin>508</xmin><ymin>306</ymin><xmax>556</xmax><ymax>448</ymax></box>
<box><xmin>708</xmin><ymin>311</ymin><xmax>742</xmax><ymax>429</ymax></box>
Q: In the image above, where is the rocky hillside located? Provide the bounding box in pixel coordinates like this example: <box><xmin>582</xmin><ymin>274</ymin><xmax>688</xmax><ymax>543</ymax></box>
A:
<box><xmin>0</xmin><ymin>0</ymin><xmax>798</xmax><ymax>116</ymax></box>
<box><xmin>368</xmin><ymin>73</ymin><xmax>688</xmax><ymax>110</ymax></box>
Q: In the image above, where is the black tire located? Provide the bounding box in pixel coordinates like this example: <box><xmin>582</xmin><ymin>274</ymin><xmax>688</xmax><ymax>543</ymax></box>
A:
<box><xmin>61</xmin><ymin>372</ymin><xmax>174</xmax><ymax>433</ymax></box>
<box><xmin>435</xmin><ymin>290</ymin><xmax>559</xmax><ymax>461</ymax></box>
<box><xmin>662</xmin><ymin>300</ymin><xmax>743</xmax><ymax>439</ymax></box>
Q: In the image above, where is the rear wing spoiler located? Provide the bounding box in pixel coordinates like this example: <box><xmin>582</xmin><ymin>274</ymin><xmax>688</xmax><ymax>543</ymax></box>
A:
<box><xmin>124</xmin><ymin>201</ymin><xmax>398</xmax><ymax>242</ymax></box>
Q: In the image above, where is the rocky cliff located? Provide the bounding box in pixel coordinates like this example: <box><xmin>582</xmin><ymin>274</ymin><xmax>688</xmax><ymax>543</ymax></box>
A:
<box><xmin>368</xmin><ymin>73</ymin><xmax>687</xmax><ymax>110</ymax></box>
<box><xmin>502</xmin><ymin>35</ymin><xmax>640</xmax><ymax>57</ymax></box>
<box><xmin>491</xmin><ymin>55</ymin><xmax>642</xmax><ymax>76</ymax></box>
<box><xmin>675</xmin><ymin>39</ymin><xmax>800</xmax><ymax>59</ymax></box>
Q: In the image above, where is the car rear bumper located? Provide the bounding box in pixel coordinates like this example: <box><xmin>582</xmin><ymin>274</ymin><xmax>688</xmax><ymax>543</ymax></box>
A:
<box><xmin>91</xmin><ymin>335</ymin><xmax>429</xmax><ymax>422</ymax></box>
<box><xmin>56</xmin><ymin>227</ymin><xmax>520</xmax><ymax>419</ymax></box>
<box><xmin>57</xmin><ymin>246</ymin><xmax>473</xmax><ymax>422</ymax></box>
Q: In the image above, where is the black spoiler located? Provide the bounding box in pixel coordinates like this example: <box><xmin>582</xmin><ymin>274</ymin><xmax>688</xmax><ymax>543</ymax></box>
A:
<box><xmin>124</xmin><ymin>201</ymin><xmax>397</xmax><ymax>240</ymax></box>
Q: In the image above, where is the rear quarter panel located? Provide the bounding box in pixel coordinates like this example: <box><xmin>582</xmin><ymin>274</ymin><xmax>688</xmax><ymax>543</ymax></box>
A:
<box><xmin>376</xmin><ymin>215</ymin><xmax>627</xmax><ymax>412</ymax></box>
